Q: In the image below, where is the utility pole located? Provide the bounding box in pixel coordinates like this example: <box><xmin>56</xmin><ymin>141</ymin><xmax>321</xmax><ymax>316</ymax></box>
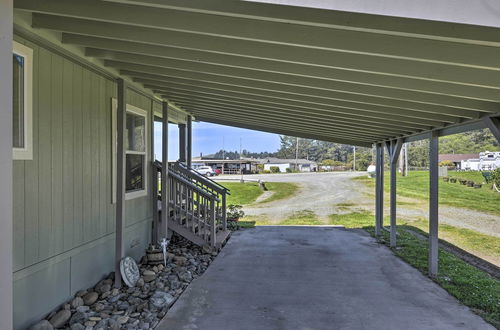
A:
<box><xmin>240</xmin><ymin>137</ymin><xmax>243</xmax><ymax>182</ymax></box>
<box><xmin>295</xmin><ymin>137</ymin><xmax>299</xmax><ymax>171</ymax></box>
<box><xmin>353</xmin><ymin>146</ymin><xmax>356</xmax><ymax>171</ymax></box>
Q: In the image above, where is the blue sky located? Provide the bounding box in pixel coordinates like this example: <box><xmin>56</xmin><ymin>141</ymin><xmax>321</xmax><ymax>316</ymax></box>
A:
<box><xmin>154</xmin><ymin>121</ymin><xmax>281</xmax><ymax>161</ymax></box>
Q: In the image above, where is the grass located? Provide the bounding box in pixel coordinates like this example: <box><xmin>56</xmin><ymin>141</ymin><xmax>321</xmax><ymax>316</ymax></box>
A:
<box><xmin>279</xmin><ymin>210</ymin><xmax>322</xmax><ymax>225</ymax></box>
<box><xmin>223</xmin><ymin>182</ymin><xmax>263</xmax><ymax>205</ymax></box>
<box><xmin>221</xmin><ymin>181</ymin><xmax>299</xmax><ymax>205</ymax></box>
<box><xmin>259</xmin><ymin>182</ymin><xmax>299</xmax><ymax>204</ymax></box>
<box><xmin>400</xmin><ymin>218</ymin><xmax>500</xmax><ymax>261</ymax></box>
<box><xmin>329</xmin><ymin>210</ymin><xmax>374</xmax><ymax>228</ymax></box>
<box><xmin>354</xmin><ymin>171</ymin><xmax>500</xmax><ymax>216</ymax></box>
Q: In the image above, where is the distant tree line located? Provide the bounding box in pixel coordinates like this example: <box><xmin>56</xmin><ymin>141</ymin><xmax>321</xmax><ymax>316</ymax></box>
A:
<box><xmin>206</xmin><ymin>129</ymin><xmax>500</xmax><ymax>171</ymax></box>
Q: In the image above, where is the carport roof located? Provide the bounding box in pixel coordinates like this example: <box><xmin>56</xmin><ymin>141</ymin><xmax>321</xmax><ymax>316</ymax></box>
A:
<box><xmin>14</xmin><ymin>0</ymin><xmax>500</xmax><ymax>147</ymax></box>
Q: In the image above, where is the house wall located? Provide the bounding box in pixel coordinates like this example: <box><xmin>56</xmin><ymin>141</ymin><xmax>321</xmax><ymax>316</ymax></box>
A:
<box><xmin>264</xmin><ymin>163</ymin><xmax>290</xmax><ymax>172</ymax></box>
<box><xmin>12</xmin><ymin>34</ymin><xmax>159</xmax><ymax>329</ymax></box>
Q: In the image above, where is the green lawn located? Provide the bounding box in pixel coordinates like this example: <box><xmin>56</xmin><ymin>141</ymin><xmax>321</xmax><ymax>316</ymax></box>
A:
<box><xmin>259</xmin><ymin>182</ymin><xmax>299</xmax><ymax>204</ymax></box>
<box><xmin>279</xmin><ymin>210</ymin><xmax>322</xmax><ymax>225</ymax></box>
<box><xmin>223</xmin><ymin>182</ymin><xmax>263</xmax><ymax>205</ymax></box>
<box><xmin>221</xmin><ymin>181</ymin><xmax>299</xmax><ymax>205</ymax></box>
<box><xmin>354</xmin><ymin>171</ymin><xmax>500</xmax><ymax>215</ymax></box>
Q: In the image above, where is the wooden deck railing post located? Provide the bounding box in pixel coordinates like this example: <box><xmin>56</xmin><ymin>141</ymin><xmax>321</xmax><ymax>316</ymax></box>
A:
<box><xmin>210</xmin><ymin>199</ymin><xmax>217</xmax><ymax>247</ymax></box>
<box><xmin>222</xmin><ymin>193</ymin><xmax>227</xmax><ymax>231</ymax></box>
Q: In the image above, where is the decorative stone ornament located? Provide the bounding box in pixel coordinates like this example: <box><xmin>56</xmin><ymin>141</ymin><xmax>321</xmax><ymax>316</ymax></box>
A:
<box><xmin>120</xmin><ymin>256</ymin><xmax>140</xmax><ymax>287</ymax></box>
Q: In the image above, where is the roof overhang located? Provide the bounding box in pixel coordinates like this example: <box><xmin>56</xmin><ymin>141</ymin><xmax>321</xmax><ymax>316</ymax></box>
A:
<box><xmin>14</xmin><ymin>0</ymin><xmax>500</xmax><ymax>147</ymax></box>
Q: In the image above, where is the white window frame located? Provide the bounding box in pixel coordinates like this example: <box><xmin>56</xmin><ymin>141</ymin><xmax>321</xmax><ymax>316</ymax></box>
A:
<box><xmin>12</xmin><ymin>41</ymin><xmax>33</xmax><ymax>160</ymax></box>
<box><xmin>112</xmin><ymin>98</ymin><xmax>149</xmax><ymax>202</ymax></box>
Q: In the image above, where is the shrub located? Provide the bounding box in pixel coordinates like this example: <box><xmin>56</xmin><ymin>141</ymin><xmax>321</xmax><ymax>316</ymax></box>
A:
<box><xmin>262</xmin><ymin>170</ymin><xmax>271</xmax><ymax>174</ymax></box>
<box><xmin>227</xmin><ymin>204</ymin><xmax>245</xmax><ymax>221</ymax></box>
<box><xmin>270</xmin><ymin>166</ymin><xmax>280</xmax><ymax>173</ymax></box>
<box><xmin>491</xmin><ymin>168</ymin><xmax>500</xmax><ymax>190</ymax></box>
<box><xmin>439</xmin><ymin>160</ymin><xmax>455</xmax><ymax>168</ymax></box>
<box><xmin>285</xmin><ymin>167</ymin><xmax>292</xmax><ymax>173</ymax></box>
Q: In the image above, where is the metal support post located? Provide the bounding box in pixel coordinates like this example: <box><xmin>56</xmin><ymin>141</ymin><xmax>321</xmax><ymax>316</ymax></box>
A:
<box><xmin>161</xmin><ymin>102</ymin><xmax>169</xmax><ymax>239</ymax></box>
<box><xmin>386</xmin><ymin>139</ymin><xmax>403</xmax><ymax>247</ymax></box>
<box><xmin>429</xmin><ymin>131</ymin><xmax>439</xmax><ymax>277</ymax></box>
<box><xmin>114</xmin><ymin>79</ymin><xmax>126</xmax><ymax>288</ymax></box>
<box><xmin>178</xmin><ymin>123</ymin><xmax>187</xmax><ymax>163</ymax></box>
<box><xmin>187</xmin><ymin>115</ymin><xmax>192</xmax><ymax>167</ymax></box>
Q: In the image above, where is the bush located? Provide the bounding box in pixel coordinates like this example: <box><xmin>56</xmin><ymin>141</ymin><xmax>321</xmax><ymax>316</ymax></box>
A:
<box><xmin>439</xmin><ymin>160</ymin><xmax>455</xmax><ymax>168</ymax></box>
<box><xmin>285</xmin><ymin>167</ymin><xmax>292</xmax><ymax>173</ymax></box>
<box><xmin>227</xmin><ymin>204</ymin><xmax>245</xmax><ymax>221</ymax></box>
<box><xmin>262</xmin><ymin>170</ymin><xmax>271</xmax><ymax>174</ymax></box>
<box><xmin>270</xmin><ymin>166</ymin><xmax>280</xmax><ymax>173</ymax></box>
<box><xmin>491</xmin><ymin>168</ymin><xmax>500</xmax><ymax>190</ymax></box>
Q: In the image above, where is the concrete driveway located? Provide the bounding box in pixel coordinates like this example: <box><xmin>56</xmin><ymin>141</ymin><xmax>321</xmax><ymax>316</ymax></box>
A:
<box><xmin>158</xmin><ymin>227</ymin><xmax>492</xmax><ymax>330</ymax></box>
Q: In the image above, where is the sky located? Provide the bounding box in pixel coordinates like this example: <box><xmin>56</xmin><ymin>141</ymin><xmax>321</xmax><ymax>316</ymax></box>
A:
<box><xmin>154</xmin><ymin>121</ymin><xmax>281</xmax><ymax>161</ymax></box>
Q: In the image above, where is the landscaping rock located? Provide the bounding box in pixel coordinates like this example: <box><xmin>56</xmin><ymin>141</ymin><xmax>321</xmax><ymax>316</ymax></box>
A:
<box><xmin>82</xmin><ymin>291</ymin><xmax>98</xmax><ymax>305</ymax></box>
<box><xmin>70</xmin><ymin>323</ymin><xmax>85</xmax><ymax>330</ymax></box>
<box><xmin>173</xmin><ymin>256</ymin><xmax>187</xmax><ymax>266</ymax></box>
<box><xmin>49</xmin><ymin>310</ymin><xmax>71</xmax><ymax>328</ymax></box>
<box><xmin>30</xmin><ymin>234</ymin><xmax>220</xmax><ymax>330</ymax></box>
<box><xmin>70</xmin><ymin>297</ymin><xmax>84</xmax><ymax>309</ymax></box>
<box><xmin>69</xmin><ymin>311</ymin><xmax>87</xmax><ymax>326</ymax></box>
<box><xmin>149</xmin><ymin>291</ymin><xmax>175</xmax><ymax>309</ymax></box>
<box><xmin>30</xmin><ymin>320</ymin><xmax>54</xmax><ymax>330</ymax></box>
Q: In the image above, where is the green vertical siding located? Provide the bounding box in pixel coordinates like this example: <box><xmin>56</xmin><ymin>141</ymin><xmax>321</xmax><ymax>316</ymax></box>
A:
<box><xmin>12</xmin><ymin>35</ymin><xmax>157</xmax><ymax>272</ymax></box>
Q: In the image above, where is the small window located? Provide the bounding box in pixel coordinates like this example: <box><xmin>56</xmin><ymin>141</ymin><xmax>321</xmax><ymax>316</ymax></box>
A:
<box><xmin>112</xmin><ymin>99</ymin><xmax>149</xmax><ymax>201</ymax></box>
<box><xmin>13</xmin><ymin>41</ymin><xmax>33</xmax><ymax>160</ymax></box>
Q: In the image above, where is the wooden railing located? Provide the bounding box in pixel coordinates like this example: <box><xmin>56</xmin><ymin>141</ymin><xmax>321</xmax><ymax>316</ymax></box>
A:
<box><xmin>154</xmin><ymin>161</ymin><xmax>230</xmax><ymax>248</ymax></box>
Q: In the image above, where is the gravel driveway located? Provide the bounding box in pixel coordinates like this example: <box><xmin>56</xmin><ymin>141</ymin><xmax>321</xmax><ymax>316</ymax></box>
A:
<box><xmin>216</xmin><ymin>172</ymin><xmax>500</xmax><ymax>237</ymax></box>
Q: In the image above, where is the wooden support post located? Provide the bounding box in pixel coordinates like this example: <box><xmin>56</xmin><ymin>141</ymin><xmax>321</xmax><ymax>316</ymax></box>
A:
<box><xmin>483</xmin><ymin>116</ymin><xmax>500</xmax><ymax>143</ymax></box>
<box><xmin>187</xmin><ymin>115</ymin><xmax>192</xmax><ymax>168</ymax></box>
<box><xmin>375</xmin><ymin>144</ymin><xmax>382</xmax><ymax>236</ymax></box>
<box><xmin>161</xmin><ymin>102</ymin><xmax>169</xmax><ymax>239</ymax></box>
<box><xmin>178</xmin><ymin>123</ymin><xmax>187</xmax><ymax>163</ymax></box>
<box><xmin>429</xmin><ymin>131</ymin><xmax>439</xmax><ymax>277</ymax></box>
<box><xmin>114</xmin><ymin>79</ymin><xmax>126</xmax><ymax>288</ymax></box>
<box><xmin>386</xmin><ymin>139</ymin><xmax>403</xmax><ymax>247</ymax></box>
<box><xmin>0</xmin><ymin>2</ymin><xmax>14</xmax><ymax>327</ymax></box>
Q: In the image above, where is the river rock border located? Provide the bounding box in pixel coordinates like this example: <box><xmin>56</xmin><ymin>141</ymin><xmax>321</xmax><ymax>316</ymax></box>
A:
<box><xmin>30</xmin><ymin>234</ymin><xmax>220</xmax><ymax>330</ymax></box>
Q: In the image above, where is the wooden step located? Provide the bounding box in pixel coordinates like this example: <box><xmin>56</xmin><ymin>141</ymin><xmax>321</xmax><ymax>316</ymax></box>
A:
<box><xmin>167</xmin><ymin>218</ymin><xmax>207</xmax><ymax>247</ymax></box>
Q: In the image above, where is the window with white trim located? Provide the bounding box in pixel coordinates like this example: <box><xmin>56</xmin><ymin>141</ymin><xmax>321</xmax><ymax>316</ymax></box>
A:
<box><xmin>13</xmin><ymin>41</ymin><xmax>33</xmax><ymax>160</ymax></box>
<box><xmin>112</xmin><ymin>99</ymin><xmax>149</xmax><ymax>201</ymax></box>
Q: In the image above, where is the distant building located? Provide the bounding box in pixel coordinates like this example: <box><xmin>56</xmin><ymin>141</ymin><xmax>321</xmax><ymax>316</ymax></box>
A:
<box><xmin>438</xmin><ymin>153</ymin><xmax>478</xmax><ymax>170</ymax></box>
<box><xmin>461</xmin><ymin>151</ymin><xmax>500</xmax><ymax>171</ymax></box>
<box><xmin>191</xmin><ymin>157</ymin><xmax>258</xmax><ymax>174</ymax></box>
<box><xmin>257</xmin><ymin>157</ymin><xmax>318</xmax><ymax>172</ymax></box>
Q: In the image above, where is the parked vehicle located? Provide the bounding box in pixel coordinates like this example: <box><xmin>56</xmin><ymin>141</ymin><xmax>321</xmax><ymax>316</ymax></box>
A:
<box><xmin>195</xmin><ymin>166</ymin><xmax>216</xmax><ymax>176</ymax></box>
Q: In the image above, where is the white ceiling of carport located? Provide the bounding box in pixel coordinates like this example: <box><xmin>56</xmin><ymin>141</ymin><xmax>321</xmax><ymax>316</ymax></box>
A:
<box><xmin>14</xmin><ymin>0</ymin><xmax>500</xmax><ymax>147</ymax></box>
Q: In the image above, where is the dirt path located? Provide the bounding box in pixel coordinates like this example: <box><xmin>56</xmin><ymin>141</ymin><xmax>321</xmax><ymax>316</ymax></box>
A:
<box><xmin>217</xmin><ymin>172</ymin><xmax>500</xmax><ymax>237</ymax></box>
<box><xmin>218</xmin><ymin>172</ymin><xmax>367</xmax><ymax>221</ymax></box>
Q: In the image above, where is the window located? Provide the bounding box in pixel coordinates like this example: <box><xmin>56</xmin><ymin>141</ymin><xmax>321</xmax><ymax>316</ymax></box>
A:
<box><xmin>13</xmin><ymin>41</ymin><xmax>33</xmax><ymax>160</ymax></box>
<box><xmin>112</xmin><ymin>99</ymin><xmax>149</xmax><ymax>201</ymax></box>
